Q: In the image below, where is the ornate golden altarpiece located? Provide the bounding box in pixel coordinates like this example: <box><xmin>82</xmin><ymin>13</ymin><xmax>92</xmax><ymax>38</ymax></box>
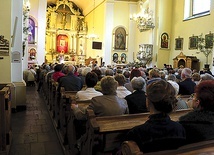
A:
<box><xmin>46</xmin><ymin>0</ymin><xmax>87</xmax><ymax>65</ymax></box>
<box><xmin>173</xmin><ymin>52</ymin><xmax>200</xmax><ymax>71</ymax></box>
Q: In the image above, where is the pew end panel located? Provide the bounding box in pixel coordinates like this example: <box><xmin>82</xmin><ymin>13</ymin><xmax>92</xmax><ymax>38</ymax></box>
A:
<box><xmin>122</xmin><ymin>141</ymin><xmax>143</xmax><ymax>155</ymax></box>
<box><xmin>0</xmin><ymin>84</ymin><xmax>12</xmax><ymax>154</ymax></box>
<box><xmin>67</xmin><ymin>100</ymin><xmax>91</xmax><ymax>153</ymax></box>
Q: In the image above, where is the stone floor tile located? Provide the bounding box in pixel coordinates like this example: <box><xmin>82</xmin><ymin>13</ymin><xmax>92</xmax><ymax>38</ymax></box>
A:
<box><xmin>9</xmin><ymin>86</ymin><xmax>64</xmax><ymax>155</ymax></box>
<box><xmin>31</xmin><ymin>125</ymin><xmax>42</xmax><ymax>133</ymax></box>
<box><xmin>31</xmin><ymin>143</ymin><xmax>45</xmax><ymax>155</ymax></box>
<box><xmin>44</xmin><ymin>141</ymin><xmax>64</xmax><ymax>155</ymax></box>
<box><xmin>24</xmin><ymin>133</ymin><xmax>38</xmax><ymax>143</ymax></box>
<box><xmin>38</xmin><ymin>133</ymin><xmax>58</xmax><ymax>142</ymax></box>
<box><xmin>9</xmin><ymin>143</ymin><xmax>31</xmax><ymax>155</ymax></box>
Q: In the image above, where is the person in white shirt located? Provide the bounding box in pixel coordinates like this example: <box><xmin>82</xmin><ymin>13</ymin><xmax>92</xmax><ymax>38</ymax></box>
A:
<box><xmin>114</xmin><ymin>74</ymin><xmax>131</xmax><ymax>98</ymax></box>
<box><xmin>76</xmin><ymin>72</ymin><xmax>102</xmax><ymax>101</ymax></box>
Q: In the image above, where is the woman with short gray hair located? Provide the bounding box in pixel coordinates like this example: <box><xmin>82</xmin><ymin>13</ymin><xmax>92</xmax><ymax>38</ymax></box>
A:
<box><xmin>125</xmin><ymin>77</ymin><xmax>148</xmax><ymax>114</ymax></box>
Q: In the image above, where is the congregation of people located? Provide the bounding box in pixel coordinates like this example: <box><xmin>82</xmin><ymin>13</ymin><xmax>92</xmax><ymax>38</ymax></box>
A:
<box><xmin>24</xmin><ymin>62</ymin><xmax>214</xmax><ymax>154</ymax></box>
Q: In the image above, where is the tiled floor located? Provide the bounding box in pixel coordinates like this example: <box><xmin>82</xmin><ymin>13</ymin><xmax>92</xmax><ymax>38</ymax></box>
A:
<box><xmin>9</xmin><ymin>86</ymin><xmax>65</xmax><ymax>155</ymax></box>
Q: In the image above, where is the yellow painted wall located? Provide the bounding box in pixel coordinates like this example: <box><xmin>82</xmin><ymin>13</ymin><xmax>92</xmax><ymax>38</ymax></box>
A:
<box><xmin>156</xmin><ymin>0</ymin><xmax>172</xmax><ymax>68</ymax></box>
<box><xmin>0</xmin><ymin>0</ymin><xmax>11</xmax><ymax>83</ymax></box>
<box><xmin>85</xmin><ymin>2</ymin><xmax>105</xmax><ymax>59</ymax></box>
<box><xmin>170</xmin><ymin>0</ymin><xmax>214</xmax><ymax>69</ymax></box>
<box><xmin>114</xmin><ymin>2</ymin><xmax>129</xmax><ymax>27</ymax></box>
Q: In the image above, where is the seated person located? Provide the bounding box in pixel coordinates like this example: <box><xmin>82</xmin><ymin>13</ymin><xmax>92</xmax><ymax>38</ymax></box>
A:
<box><xmin>57</xmin><ymin>64</ymin><xmax>83</xmax><ymax>91</ymax></box>
<box><xmin>179</xmin><ymin>80</ymin><xmax>214</xmax><ymax>144</ymax></box>
<box><xmin>125</xmin><ymin>77</ymin><xmax>148</xmax><ymax>114</ymax></box>
<box><xmin>125</xmin><ymin>80</ymin><xmax>186</xmax><ymax>153</ymax></box>
<box><xmin>147</xmin><ymin>68</ymin><xmax>161</xmax><ymax>85</ymax></box>
<box><xmin>71</xmin><ymin>76</ymin><xmax>129</xmax><ymax>120</ymax></box>
<box><xmin>167</xmin><ymin>74</ymin><xmax>188</xmax><ymax>110</ymax></box>
<box><xmin>114</xmin><ymin>74</ymin><xmax>131</xmax><ymax>98</ymax></box>
<box><xmin>192</xmin><ymin>72</ymin><xmax>201</xmax><ymax>85</ymax></box>
<box><xmin>200</xmin><ymin>73</ymin><xmax>214</xmax><ymax>81</ymax></box>
<box><xmin>124</xmin><ymin>68</ymin><xmax>142</xmax><ymax>92</ymax></box>
<box><xmin>178</xmin><ymin>68</ymin><xmax>196</xmax><ymax>95</ymax></box>
<box><xmin>52</xmin><ymin>64</ymin><xmax>65</xmax><ymax>82</ymax></box>
<box><xmin>76</xmin><ymin>72</ymin><xmax>103</xmax><ymax>101</ymax></box>
<box><xmin>92</xmin><ymin>69</ymin><xmax>103</xmax><ymax>92</ymax></box>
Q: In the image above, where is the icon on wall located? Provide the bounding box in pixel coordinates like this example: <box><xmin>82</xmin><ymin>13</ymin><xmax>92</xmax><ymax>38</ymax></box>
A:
<box><xmin>121</xmin><ymin>53</ymin><xmax>126</xmax><ymax>63</ymax></box>
<box><xmin>160</xmin><ymin>32</ymin><xmax>169</xmax><ymax>49</ymax></box>
<box><xmin>113</xmin><ymin>53</ymin><xmax>118</xmax><ymax>63</ymax></box>
<box><xmin>175</xmin><ymin>37</ymin><xmax>183</xmax><ymax>50</ymax></box>
<box><xmin>189</xmin><ymin>36</ymin><xmax>198</xmax><ymax>50</ymax></box>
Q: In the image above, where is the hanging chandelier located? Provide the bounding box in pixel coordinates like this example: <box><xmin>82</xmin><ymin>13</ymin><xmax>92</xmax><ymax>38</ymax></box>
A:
<box><xmin>130</xmin><ymin>1</ymin><xmax>155</xmax><ymax>32</ymax></box>
<box><xmin>86</xmin><ymin>0</ymin><xmax>99</xmax><ymax>40</ymax></box>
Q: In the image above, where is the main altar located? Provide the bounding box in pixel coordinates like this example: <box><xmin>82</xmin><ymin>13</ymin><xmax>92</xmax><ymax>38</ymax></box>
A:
<box><xmin>45</xmin><ymin>0</ymin><xmax>87</xmax><ymax>65</ymax></box>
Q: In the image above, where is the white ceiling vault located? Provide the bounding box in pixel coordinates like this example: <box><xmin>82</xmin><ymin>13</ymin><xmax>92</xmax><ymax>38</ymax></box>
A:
<box><xmin>47</xmin><ymin>0</ymin><xmax>138</xmax><ymax>16</ymax></box>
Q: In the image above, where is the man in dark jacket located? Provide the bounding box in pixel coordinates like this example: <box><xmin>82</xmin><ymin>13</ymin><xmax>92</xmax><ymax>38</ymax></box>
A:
<box><xmin>58</xmin><ymin>64</ymin><xmax>83</xmax><ymax>91</ymax></box>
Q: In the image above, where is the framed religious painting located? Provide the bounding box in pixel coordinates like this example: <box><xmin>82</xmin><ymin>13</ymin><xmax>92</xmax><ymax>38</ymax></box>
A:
<box><xmin>189</xmin><ymin>36</ymin><xmax>198</xmax><ymax>49</ymax></box>
<box><xmin>160</xmin><ymin>32</ymin><xmax>169</xmax><ymax>49</ymax></box>
<box><xmin>112</xmin><ymin>26</ymin><xmax>128</xmax><ymax>51</ymax></box>
<box><xmin>28</xmin><ymin>17</ymin><xmax>37</xmax><ymax>44</ymax></box>
<box><xmin>175</xmin><ymin>37</ymin><xmax>183</xmax><ymax>50</ymax></box>
<box><xmin>113</xmin><ymin>53</ymin><xmax>119</xmax><ymax>63</ymax></box>
<box><xmin>205</xmin><ymin>33</ymin><xmax>214</xmax><ymax>48</ymax></box>
<box><xmin>121</xmin><ymin>53</ymin><xmax>126</xmax><ymax>63</ymax></box>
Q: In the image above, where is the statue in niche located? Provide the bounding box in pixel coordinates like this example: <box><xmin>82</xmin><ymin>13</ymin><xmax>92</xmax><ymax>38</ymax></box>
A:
<box><xmin>77</xmin><ymin>18</ymin><xmax>87</xmax><ymax>32</ymax></box>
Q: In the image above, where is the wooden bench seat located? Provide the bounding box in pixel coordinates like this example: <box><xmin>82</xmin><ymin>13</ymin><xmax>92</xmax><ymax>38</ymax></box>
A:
<box><xmin>67</xmin><ymin>100</ymin><xmax>91</xmax><ymax>152</ymax></box>
<box><xmin>80</xmin><ymin>109</ymin><xmax>192</xmax><ymax>155</ymax></box>
<box><xmin>122</xmin><ymin>139</ymin><xmax>214</xmax><ymax>155</ymax></box>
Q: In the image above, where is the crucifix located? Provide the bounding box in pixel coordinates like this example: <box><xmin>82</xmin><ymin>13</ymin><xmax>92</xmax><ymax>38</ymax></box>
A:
<box><xmin>56</xmin><ymin>4</ymin><xmax>71</xmax><ymax>29</ymax></box>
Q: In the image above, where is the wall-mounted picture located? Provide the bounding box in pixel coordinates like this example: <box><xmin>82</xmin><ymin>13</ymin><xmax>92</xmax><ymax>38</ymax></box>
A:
<box><xmin>175</xmin><ymin>37</ymin><xmax>183</xmax><ymax>50</ymax></box>
<box><xmin>28</xmin><ymin>17</ymin><xmax>36</xmax><ymax>44</ymax></box>
<box><xmin>121</xmin><ymin>53</ymin><xmax>126</xmax><ymax>63</ymax></box>
<box><xmin>205</xmin><ymin>33</ymin><xmax>213</xmax><ymax>48</ymax></box>
<box><xmin>113</xmin><ymin>53</ymin><xmax>118</xmax><ymax>63</ymax></box>
<box><xmin>160</xmin><ymin>32</ymin><xmax>169</xmax><ymax>49</ymax></box>
<box><xmin>113</xmin><ymin>26</ymin><xmax>128</xmax><ymax>51</ymax></box>
<box><xmin>189</xmin><ymin>36</ymin><xmax>198</xmax><ymax>49</ymax></box>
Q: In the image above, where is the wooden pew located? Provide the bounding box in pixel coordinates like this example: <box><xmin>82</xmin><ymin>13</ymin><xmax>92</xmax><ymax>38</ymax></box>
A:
<box><xmin>122</xmin><ymin>139</ymin><xmax>214</xmax><ymax>155</ymax></box>
<box><xmin>80</xmin><ymin>109</ymin><xmax>192</xmax><ymax>155</ymax></box>
<box><xmin>57</xmin><ymin>88</ymin><xmax>77</xmax><ymax>140</ymax></box>
<box><xmin>67</xmin><ymin>100</ymin><xmax>91</xmax><ymax>153</ymax></box>
<box><xmin>50</xmin><ymin>81</ymin><xmax>58</xmax><ymax>118</ymax></box>
<box><xmin>0</xmin><ymin>84</ymin><xmax>12</xmax><ymax>154</ymax></box>
<box><xmin>58</xmin><ymin>89</ymin><xmax>91</xmax><ymax>147</ymax></box>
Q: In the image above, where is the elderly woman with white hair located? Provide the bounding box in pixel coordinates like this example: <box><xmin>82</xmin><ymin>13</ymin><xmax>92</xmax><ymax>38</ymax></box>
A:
<box><xmin>79</xmin><ymin>67</ymin><xmax>92</xmax><ymax>85</ymax></box>
<box><xmin>125</xmin><ymin>77</ymin><xmax>148</xmax><ymax>114</ymax></box>
<box><xmin>167</xmin><ymin>74</ymin><xmax>188</xmax><ymax>110</ymax></box>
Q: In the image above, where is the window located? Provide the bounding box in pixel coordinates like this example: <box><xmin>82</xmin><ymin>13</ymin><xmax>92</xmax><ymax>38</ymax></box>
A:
<box><xmin>192</xmin><ymin>0</ymin><xmax>210</xmax><ymax>15</ymax></box>
<box><xmin>184</xmin><ymin>0</ymin><xmax>210</xmax><ymax>20</ymax></box>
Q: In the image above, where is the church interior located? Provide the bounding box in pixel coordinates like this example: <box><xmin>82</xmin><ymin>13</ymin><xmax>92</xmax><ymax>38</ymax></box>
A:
<box><xmin>1</xmin><ymin>0</ymin><xmax>214</xmax><ymax>154</ymax></box>
<box><xmin>21</xmin><ymin>0</ymin><xmax>214</xmax><ymax>71</ymax></box>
